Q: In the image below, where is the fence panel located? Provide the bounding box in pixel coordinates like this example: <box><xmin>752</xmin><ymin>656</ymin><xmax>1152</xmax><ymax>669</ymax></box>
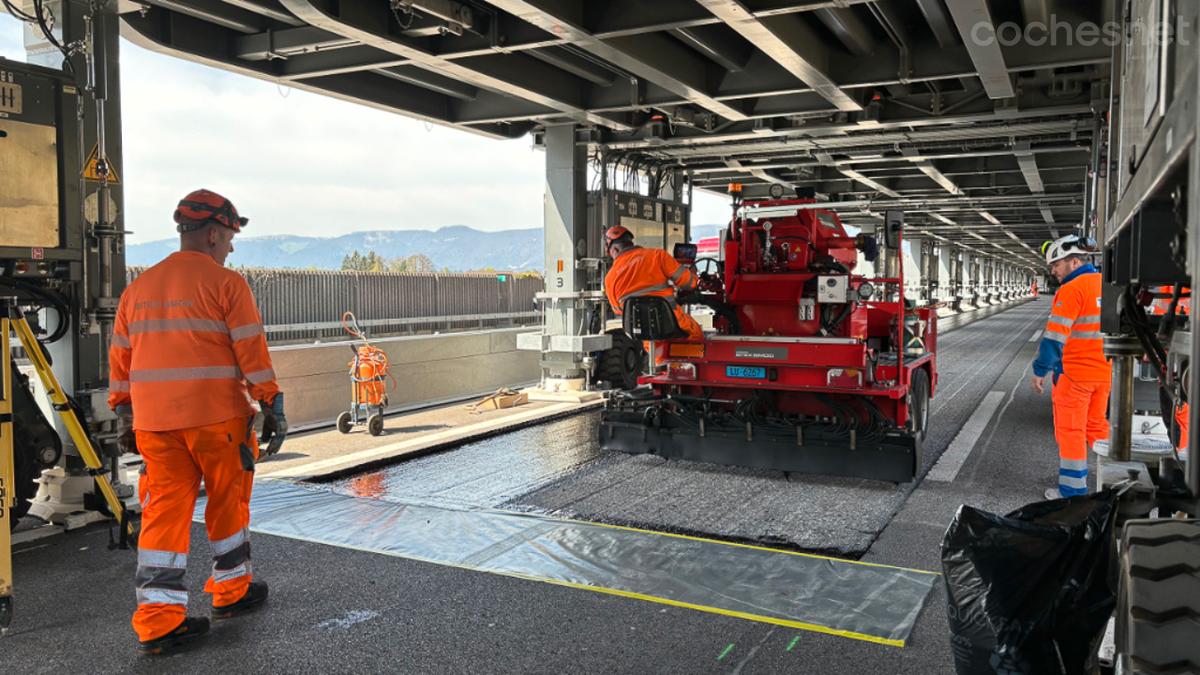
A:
<box><xmin>127</xmin><ymin>267</ymin><xmax>544</xmax><ymax>343</ymax></box>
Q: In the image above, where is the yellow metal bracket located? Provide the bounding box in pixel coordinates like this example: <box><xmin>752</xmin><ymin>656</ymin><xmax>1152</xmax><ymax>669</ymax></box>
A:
<box><xmin>0</xmin><ymin>303</ymin><xmax>137</xmax><ymax>634</ymax></box>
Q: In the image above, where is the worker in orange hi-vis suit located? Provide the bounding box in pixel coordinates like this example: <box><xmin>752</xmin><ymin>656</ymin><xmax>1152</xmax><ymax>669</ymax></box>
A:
<box><xmin>603</xmin><ymin>225</ymin><xmax>702</xmax><ymax>366</ymax></box>
<box><xmin>109</xmin><ymin>189</ymin><xmax>288</xmax><ymax>655</ymax></box>
<box><xmin>1149</xmin><ymin>285</ymin><xmax>1191</xmax><ymax>450</ymax></box>
<box><xmin>1030</xmin><ymin>234</ymin><xmax>1110</xmax><ymax>501</ymax></box>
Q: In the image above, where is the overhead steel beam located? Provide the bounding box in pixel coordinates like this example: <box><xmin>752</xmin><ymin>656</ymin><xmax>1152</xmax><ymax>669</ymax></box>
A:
<box><xmin>526</xmin><ymin>46</ymin><xmax>617</xmax><ymax>86</ymax></box>
<box><xmin>726</xmin><ymin>159</ymin><xmax>792</xmax><ymax>186</ymax></box>
<box><xmin>914</xmin><ymin>0</ymin><xmax>959</xmax><ymax>47</ymax></box>
<box><xmin>279</xmin><ymin>0</ymin><xmax>632</xmax><ymax>130</ymax></box>
<box><xmin>119</xmin><ymin>9</ymin><xmax>520</xmax><ymax>139</ymax></box>
<box><xmin>487</xmin><ymin>0</ymin><xmax>749</xmax><ymax>122</ymax></box>
<box><xmin>696</xmin><ymin>0</ymin><xmax>862</xmax><ymax>112</ymax></box>
<box><xmin>813</xmin><ymin>7</ymin><xmax>875</xmax><ymax>56</ymax></box>
<box><xmin>1021</xmin><ymin>0</ymin><xmax>1052</xmax><ymax>27</ymax></box>
<box><xmin>276</xmin><ymin>45</ymin><xmax>408</xmax><ymax>79</ymax></box>
<box><xmin>836</xmin><ymin>168</ymin><xmax>902</xmax><ymax>198</ymax></box>
<box><xmin>219</xmin><ymin>0</ymin><xmax>303</xmax><ymax>26</ymax></box>
<box><xmin>901</xmin><ymin>148</ymin><xmax>963</xmax><ymax>196</ymax></box>
<box><xmin>142</xmin><ymin>0</ymin><xmax>264</xmax><ymax>32</ymax></box>
<box><xmin>944</xmin><ymin>0</ymin><xmax>1016</xmax><ymax>99</ymax></box>
<box><xmin>376</xmin><ymin>65</ymin><xmax>480</xmax><ymax>100</ymax></box>
<box><xmin>234</xmin><ymin>26</ymin><xmax>352</xmax><ymax>60</ymax></box>
<box><xmin>670</xmin><ymin>24</ymin><xmax>754</xmax><ymax>72</ymax></box>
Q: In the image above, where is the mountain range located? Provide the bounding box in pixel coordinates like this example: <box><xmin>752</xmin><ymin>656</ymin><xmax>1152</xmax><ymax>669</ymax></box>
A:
<box><xmin>127</xmin><ymin>224</ymin><xmax>728</xmax><ymax>270</ymax></box>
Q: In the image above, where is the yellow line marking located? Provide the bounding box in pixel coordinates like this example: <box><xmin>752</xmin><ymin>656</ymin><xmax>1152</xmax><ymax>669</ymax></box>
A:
<box><xmin>237</xmin><ymin>522</ymin><xmax>908</xmax><ymax>648</ymax></box>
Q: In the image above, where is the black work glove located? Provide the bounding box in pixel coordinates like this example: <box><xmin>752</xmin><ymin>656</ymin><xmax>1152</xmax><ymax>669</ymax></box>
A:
<box><xmin>258</xmin><ymin>392</ymin><xmax>288</xmax><ymax>457</ymax></box>
<box><xmin>115</xmin><ymin>404</ymin><xmax>137</xmax><ymax>455</ymax></box>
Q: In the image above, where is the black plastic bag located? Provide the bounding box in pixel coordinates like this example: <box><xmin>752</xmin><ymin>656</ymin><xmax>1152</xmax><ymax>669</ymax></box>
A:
<box><xmin>941</xmin><ymin>489</ymin><xmax>1120</xmax><ymax>674</ymax></box>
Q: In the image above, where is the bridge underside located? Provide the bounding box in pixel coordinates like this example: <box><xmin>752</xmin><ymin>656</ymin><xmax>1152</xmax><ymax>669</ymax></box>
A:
<box><xmin>119</xmin><ymin>0</ymin><xmax>1111</xmax><ymax>268</ymax></box>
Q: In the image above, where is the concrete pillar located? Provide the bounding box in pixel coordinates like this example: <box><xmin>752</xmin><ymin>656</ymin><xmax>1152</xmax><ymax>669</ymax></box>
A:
<box><xmin>905</xmin><ymin>238</ymin><xmax>925</xmax><ymax>303</ymax></box>
<box><xmin>518</xmin><ymin>124</ymin><xmax>610</xmax><ymax>387</ymax></box>
<box><xmin>936</xmin><ymin>246</ymin><xmax>953</xmax><ymax>304</ymax></box>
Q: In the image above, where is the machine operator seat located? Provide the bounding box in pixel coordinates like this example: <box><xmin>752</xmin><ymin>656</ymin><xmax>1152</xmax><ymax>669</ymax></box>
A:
<box><xmin>622</xmin><ymin>296</ymin><xmax>688</xmax><ymax>341</ymax></box>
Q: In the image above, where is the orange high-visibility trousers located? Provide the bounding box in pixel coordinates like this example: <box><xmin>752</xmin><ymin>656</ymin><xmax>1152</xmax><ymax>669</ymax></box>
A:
<box><xmin>132</xmin><ymin>416</ymin><xmax>257</xmax><ymax>642</ymax></box>
<box><xmin>1051</xmin><ymin>374</ymin><xmax>1110</xmax><ymax>497</ymax></box>
<box><xmin>1176</xmin><ymin>403</ymin><xmax>1190</xmax><ymax>451</ymax></box>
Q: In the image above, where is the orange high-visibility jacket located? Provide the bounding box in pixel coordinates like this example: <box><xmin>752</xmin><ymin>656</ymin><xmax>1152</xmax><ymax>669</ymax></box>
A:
<box><xmin>1150</xmin><ymin>285</ymin><xmax>1190</xmax><ymax>316</ymax></box>
<box><xmin>604</xmin><ymin>246</ymin><xmax>697</xmax><ymax>314</ymax></box>
<box><xmin>1032</xmin><ymin>263</ymin><xmax>1110</xmax><ymax>382</ymax></box>
<box><xmin>108</xmin><ymin>251</ymin><xmax>280</xmax><ymax>431</ymax></box>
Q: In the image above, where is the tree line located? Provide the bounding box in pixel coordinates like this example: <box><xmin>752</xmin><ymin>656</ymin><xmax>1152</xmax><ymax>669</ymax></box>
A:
<box><xmin>340</xmin><ymin>249</ymin><xmax>540</xmax><ymax>277</ymax></box>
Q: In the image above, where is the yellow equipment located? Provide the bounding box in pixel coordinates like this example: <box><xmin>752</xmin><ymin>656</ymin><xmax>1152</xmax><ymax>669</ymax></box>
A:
<box><xmin>0</xmin><ymin>300</ymin><xmax>137</xmax><ymax>633</ymax></box>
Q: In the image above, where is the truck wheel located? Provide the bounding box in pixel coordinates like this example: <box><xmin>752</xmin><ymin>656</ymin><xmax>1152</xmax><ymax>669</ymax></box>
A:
<box><xmin>908</xmin><ymin>368</ymin><xmax>930</xmax><ymax>442</ymax></box>
<box><xmin>1116</xmin><ymin>518</ymin><xmax>1200</xmax><ymax>674</ymax></box>
<box><xmin>598</xmin><ymin>329</ymin><xmax>643</xmax><ymax>391</ymax></box>
<box><xmin>336</xmin><ymin>411</ymin><xmax>353</xmax><ymax>434</ymax></box>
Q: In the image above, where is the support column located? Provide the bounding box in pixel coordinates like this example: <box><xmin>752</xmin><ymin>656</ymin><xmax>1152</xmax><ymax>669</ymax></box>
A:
<box><xmin>518</xmin><ymin>124</ymin><xmax>610</xmax><ymax>393</ymax></box>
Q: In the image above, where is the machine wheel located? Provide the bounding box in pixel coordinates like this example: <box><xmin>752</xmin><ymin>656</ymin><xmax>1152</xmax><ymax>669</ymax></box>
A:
<box><xmin>598</xmin><ymin>328</ymin><xmax>643</xmax><ymax>391</ymax></box>
<box><xmin>336</xmin><ymin>411</ymin><xmax>353</xmax><ymax>434</ymax></box>
<box><xmin>367</xmin><ymin>413</ymin><xmax>385</xmax><ymax>437</ymax></box>
<box><xmin>908</xmin><ymin>368</ymin><xmax>930</xmax><ymax>442</ymax></box>
<box><xmin>1116</xmin><ymin>519</ymin><xmax>1200</xmax><ymax>674</ymax></box>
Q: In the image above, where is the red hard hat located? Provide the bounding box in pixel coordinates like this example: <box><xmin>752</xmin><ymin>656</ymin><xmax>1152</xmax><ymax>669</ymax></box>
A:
<box><xmin>604</xmin><ymin>225</ymin><xmax>632</xmax><ymax>244</ymax></box>
<box><xmin>174</xmin><ymin>189</ymin><xmax>248</xmax><ymax>233</ymax></box>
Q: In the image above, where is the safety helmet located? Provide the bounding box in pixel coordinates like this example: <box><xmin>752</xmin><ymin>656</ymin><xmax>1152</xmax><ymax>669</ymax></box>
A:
<box><xmin>1041</xmin><ymin>234</ymin><xmax>1093</xmax><ymax>265</ymax></box>
<box><xmin>174</xmin><ymin>189</ymin><xmax>248</xmax><ymax>234</ymax></box>
<box><xmin>604</xmin><ymin>225</ymin><xmax>633</xmax><ymax>248</ymax></box>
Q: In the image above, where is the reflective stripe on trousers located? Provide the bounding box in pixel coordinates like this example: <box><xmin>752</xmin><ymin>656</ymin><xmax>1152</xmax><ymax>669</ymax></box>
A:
<box><xmin>135</xmin><ymin>548</ymin><xmax>189</xmax><ymax>607</ymax></box>
<box><xmin>210</xmin><ymin>527</ymin><xmax>253</xmax><ymax>586</ymax></box>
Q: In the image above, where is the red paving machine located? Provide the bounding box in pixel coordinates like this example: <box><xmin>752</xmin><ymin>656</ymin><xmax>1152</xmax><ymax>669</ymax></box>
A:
<box><xmin>600</xmin><ymin>187</ymin><xmax>937</xmax><ymax>482</ymax></box>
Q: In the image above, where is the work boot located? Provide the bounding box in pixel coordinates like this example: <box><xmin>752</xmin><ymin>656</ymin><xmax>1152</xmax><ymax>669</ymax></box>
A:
<box><xmin>1044</xmin><ymin>487</ymin><xmax>1062</xmax><ymax>501</ymax></box>
<box><xmin>212</xmin><ymin>580</ymin><xmax>269</xmax><ymax>621</ymax></box>
<box><xmin>137</xmin><ymin>617</ymin><xmax>210</xmax><ymax>656</ymax></box>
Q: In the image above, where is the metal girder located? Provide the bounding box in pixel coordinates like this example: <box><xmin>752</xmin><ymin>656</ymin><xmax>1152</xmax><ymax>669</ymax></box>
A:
<box><xmin>813</xmin><ymin>7</ymin><xmax>875</xmax><ymax>56</ymax></box>
<box><xmin>234</xmin><ymin>26</ymin><xmax>352</xmax><ymax>60</ymax></box>
<box><xmin>725</xmin><ymin>159</ymin><xmax>792</xmax><ymax>186</ymax></box>
<box><xmin>914</xmin><ymin>0</ymin><xmax>958</xmax><ymax>48</ymax></box>
<box><xmin>696</xmin><ymin>0</ymin><xmax>861</xmax><ymax>112</ymax></box>
<box><xmin>1021</xmin><ymin>0</ymin><xmax>1052</xmax><ymax>27</ymax></box>
<box><xmin>670</xmin><ymin>24</ymin><xmax>754</xmax><ymax>72</ymax></box>
<box><xmin>277</xmin><ymin>45</ymin><xmax>408</xmax><ymax>79</ymax></box>
<box><xmin>377</xmin><ymin>65</ymin><xmax>480</xmax><ymax>100</ymax></box>
<box><xmin>120</xmin><ymin>8</ymin><xmax>536</xmax><ymax>140</ymax></box>
<box><xmin>279</xmin><ymin>0</ymin><xmax>632</xmax><ymax>130</ymax></box>
<box><xmin>945</xmin><ymin>0</ymin><xmax>1016</xmax><ymax>99</ymax></box>
<box><xmin>836</xmin><ymin>168</ymin><xmax>902</xmax><ymax>198</ymax></box>
<box><xmin>141</xmin><ymin>0</ymin><xmax>265</xmax><ymax>32</ymax></box>
<box><xmin>219</xmin><ymin>0</ymin><xmax>303</xmax><ymax>26</ymax></box>
<box><xmin>901</xmin><ymin>148</ymin><xmax>962</xmax><ymax>196</ymax></box>
<box><xmin>525</xmin><ymin>47</ymin><xmax>617</xmax><ymax>86</ymax></box>
<box><xmin>487</xmin><ymin>0</ymin><xmax>749</xmax><ymax>122</ymax></box>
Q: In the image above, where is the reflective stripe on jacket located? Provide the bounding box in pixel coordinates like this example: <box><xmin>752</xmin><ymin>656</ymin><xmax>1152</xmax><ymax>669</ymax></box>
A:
<box><xmin>604</xmin><ymin>246</ymin><xmax>698</xmax><ymax>315</ymax></box>
<box><xmin>108</xmin><ymin>251</ymin><xmax>280</xmax><ymax>431</ymax></box>
<box><xmin>1032</xmin><ymin>264</ymin><xmax>1110</xmax><ymax>381</ymax></box>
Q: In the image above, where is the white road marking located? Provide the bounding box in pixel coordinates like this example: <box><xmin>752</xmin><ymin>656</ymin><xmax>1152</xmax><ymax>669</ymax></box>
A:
<box><xmin>927</xmin><ymin>391</ymin><xmax>1006</xmax><ymax>482</ymax></box>
<box><xmin>1028</xmin><ymin>329</ymin><xmax>1042</xmax><ymax>342</ymax></box>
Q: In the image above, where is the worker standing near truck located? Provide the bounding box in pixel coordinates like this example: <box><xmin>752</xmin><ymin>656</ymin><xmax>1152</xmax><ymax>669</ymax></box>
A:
<box><xmin>109</xmin><ymin>189</ymin><xmax>288</xmax><ymax>655</ymax></box>
<box><xmin>1030</xmin><ymin>234</ymin><xmax>1110</xmax><ymax>500</ymax></box>
<box><xmin>603</xmin><ymin>226</ymin><xmax>702</xmax><ymax>365</ymax></box>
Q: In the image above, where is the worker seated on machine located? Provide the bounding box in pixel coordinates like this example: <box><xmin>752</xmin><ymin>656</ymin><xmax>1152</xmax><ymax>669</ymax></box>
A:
<box><xmin>603</xmin><ymin>225</ymin><xmax>702</xmax><ymax>365</ymax></box>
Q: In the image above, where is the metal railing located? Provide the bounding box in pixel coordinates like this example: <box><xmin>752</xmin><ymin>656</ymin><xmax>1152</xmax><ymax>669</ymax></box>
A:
<box><xmin>126</xmin><ymin>267</ymin><xmax>544</xmax><ymax>343</ymax></box>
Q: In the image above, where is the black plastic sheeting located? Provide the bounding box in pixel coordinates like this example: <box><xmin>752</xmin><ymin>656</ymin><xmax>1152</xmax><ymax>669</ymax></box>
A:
<box><xmin>941</xmin><ymin>489</ymin><xmax>1120</xmax><ymax>674</ymax></box>
<box><xmin>202</xmin><ymin>480</ymin><xmax>938</xmax><ymax>647</ymax></box>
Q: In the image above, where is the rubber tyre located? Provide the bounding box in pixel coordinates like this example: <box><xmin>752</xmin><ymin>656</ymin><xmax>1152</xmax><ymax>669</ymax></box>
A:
<box><xmin>336</xmin><ymin>411</ymin><xmax>353</xmax><ymax>434</ymax></box>
<box><xmin>1116</xmin><ymin>518</ymin><xmax>1200</xmax><ymax>674</ymax></box>
<box><xmin>908</xmin><ymin>368</ymin><xmax>930</xmax><ymax>442</ymax></box>
<box><xmin>367</xmin><ymin>414</ymin><xmax>385</xmax><ymax>437</ymax></box>
<box><xmin>597</xmin><ymin>328</ymin><xmax>643</xmax><ymax>391</ymax></box>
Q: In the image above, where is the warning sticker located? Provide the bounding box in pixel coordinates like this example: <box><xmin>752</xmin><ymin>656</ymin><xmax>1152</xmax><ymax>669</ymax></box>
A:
<box><xmin>82</xmin><ymin>143</ymin><xmax>121</xmax><ymax>184</ymax></box>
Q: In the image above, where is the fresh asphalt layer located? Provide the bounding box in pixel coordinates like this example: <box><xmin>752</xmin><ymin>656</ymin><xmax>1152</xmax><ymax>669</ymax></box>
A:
<box><xmin>5</xmin><ymin>298</ymin><xmax>1064</xmax><ymax>673</ymax></box>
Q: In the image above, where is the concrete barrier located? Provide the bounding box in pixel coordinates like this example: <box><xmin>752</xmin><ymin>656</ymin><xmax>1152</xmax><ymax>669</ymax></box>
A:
<box><xmin>272</xmin><ymin>327</ymin><xmax>539</xmax><ymax>429</ymax></box>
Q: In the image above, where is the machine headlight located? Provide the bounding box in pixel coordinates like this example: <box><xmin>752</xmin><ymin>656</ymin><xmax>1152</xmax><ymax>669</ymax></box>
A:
<box><xmin>856</xmin><ymin>282</ymin><xmax>875</xmax><ymax>301</ymax></box>
<box><xmin>666</xmin><ymin>362</ymin><xmax>697</xmax><ymax>381</ymax></box>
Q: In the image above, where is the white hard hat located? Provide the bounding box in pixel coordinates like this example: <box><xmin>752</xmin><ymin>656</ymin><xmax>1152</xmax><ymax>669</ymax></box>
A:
<box><xmin>1042</xmin><ymin>234</ymin><xmax>1092</xmax><ymax>264</ymax></box>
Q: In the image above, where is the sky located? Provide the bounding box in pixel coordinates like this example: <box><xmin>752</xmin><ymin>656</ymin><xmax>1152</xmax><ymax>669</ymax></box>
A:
<box><xmin>0</xmin><ymin>14</ymin><xmax>730</xmax><ymax>245</ymax></box>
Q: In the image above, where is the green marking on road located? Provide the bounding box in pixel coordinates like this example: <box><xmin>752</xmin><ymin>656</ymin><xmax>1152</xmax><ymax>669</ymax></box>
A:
<box><xmin>717</xmin><ymin>643</ymin><xmax>735</xmax><ymax>661</ymax></box>
<box><xmin>786</xmin><ymin>635</ymin><xmax>800</xmax><ymax>652</ymax></box>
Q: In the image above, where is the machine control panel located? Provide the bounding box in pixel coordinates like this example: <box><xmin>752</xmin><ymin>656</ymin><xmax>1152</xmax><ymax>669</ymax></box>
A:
<box><xmin>817</xmin><ymin>275</ymin><xmax>849</xmax><ymax>303</ymax></box>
